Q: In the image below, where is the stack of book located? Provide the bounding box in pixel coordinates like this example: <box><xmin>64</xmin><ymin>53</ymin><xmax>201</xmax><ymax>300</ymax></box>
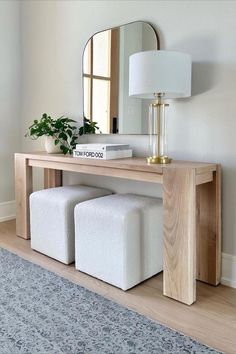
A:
<box><xmin>73</xmin><ymin>143</ymin><xmax>132</xmax><ymax>160</ymax></box>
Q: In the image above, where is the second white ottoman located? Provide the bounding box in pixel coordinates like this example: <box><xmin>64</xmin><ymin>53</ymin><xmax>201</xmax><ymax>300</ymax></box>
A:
<box><xmin>30</xmin><ymin>185</ymin><xmax>112</xmax><ymax>264</ymax></box>
<box><xmin>75</xmin><ymin>193</ymin><xmax>163</xmax><ymax>290</ymax></box>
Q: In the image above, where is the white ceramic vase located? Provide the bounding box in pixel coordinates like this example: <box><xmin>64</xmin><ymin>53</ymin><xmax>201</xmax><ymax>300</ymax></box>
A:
<box><xmin>45</xmin><ymin>136</ymin><xmax>61</xmax><ymax>154</ymax></box>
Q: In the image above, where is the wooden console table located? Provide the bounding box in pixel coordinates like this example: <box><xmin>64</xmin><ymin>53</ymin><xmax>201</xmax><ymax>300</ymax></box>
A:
<box><xmin>15</xmin><ymin>152</ymin><xmax>221</xmax><ymax>305</ymax></box>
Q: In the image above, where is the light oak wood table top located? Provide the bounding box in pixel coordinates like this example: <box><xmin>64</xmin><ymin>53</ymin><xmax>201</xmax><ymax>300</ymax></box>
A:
<box><xmin>15</xmin><ymin>152</ymin><xmax>221</xmax><ymax>306</ymax></box>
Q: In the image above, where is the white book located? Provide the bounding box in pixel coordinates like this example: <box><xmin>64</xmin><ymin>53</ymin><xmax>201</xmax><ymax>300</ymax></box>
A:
<box><xmin>73</xmin><ymin>149</ymin><xmax>132</xmax><ymax>160</ymax></box>
<box><xmin>75</xmin><ymin>143</ymin><xmax>130</xmax><ymax>151</ymax></box>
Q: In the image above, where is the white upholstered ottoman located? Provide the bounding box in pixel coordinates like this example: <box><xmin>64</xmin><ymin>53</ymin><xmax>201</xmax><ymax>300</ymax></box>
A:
<box><xmin>75</xmin><ymin>193</ymin><xmax>163</xmax><ymax>290</ymax></box>
<box><xmin>30</xmin><ymin>185</ymin><xmax>111</xmax><ymax>264</ymax></box>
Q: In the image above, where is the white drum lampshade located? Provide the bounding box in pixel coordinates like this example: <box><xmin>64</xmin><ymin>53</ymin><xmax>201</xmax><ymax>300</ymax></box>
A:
<box><xmin>129</xmin><ymin>50</ymin><xmax>191</xmax><ymax>99</ymax></box>
<box><xmin>129</xmin><ymin>50</ymin><xmax>191</xmax><ymax>164</ymax></box>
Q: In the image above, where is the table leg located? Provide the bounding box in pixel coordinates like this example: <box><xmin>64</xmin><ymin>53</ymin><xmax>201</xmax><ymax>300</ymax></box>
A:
<box><xmin>163</xmin><ymin>168</ymin><xmax>196</xmax><ymax>305</ymax></box>
<box><xmin>15</xmin><ymin>154</ymin><xmax>32</xmax><ymax>239</ymax></box>
<box><xmin>44</xmin><ymin>169</ymin><xmax>63</xmax><ymax>189</ymax></box>
<box><xmin>196</xmin><ymin>165</ymin><xmax>221</xmax><ymax>285</ymax></box>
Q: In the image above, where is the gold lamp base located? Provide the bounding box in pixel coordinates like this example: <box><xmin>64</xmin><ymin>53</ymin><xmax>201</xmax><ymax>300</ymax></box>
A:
<box><xmin>146</xmin><ymin>155</ymin><xmax>172</xmax><ymax>164</ymax></box>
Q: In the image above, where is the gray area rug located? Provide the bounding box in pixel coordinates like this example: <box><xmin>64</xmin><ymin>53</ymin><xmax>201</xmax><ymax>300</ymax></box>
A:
<box><xmin>0</xmin><ymin>248</ymin><xmax>220</xmax><ymax>354</ymax></box>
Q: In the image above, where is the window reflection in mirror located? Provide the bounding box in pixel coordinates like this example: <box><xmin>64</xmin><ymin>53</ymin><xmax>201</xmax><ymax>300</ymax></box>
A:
<box><xmin>82</xmin><ymin>21</ymin><xmax>159</xmax><ymax>134</ymax></box>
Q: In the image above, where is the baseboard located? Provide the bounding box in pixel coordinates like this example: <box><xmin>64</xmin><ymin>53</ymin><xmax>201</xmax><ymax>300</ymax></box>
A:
<box><xmin>0</xmin><ymin>200</ymin><xmax>16</xmax><ymax>222</ymax></box>
<box><xmin>221</xmin><ymin>252</ymin><xmax>236</xmax><ymax>288</ymax></box>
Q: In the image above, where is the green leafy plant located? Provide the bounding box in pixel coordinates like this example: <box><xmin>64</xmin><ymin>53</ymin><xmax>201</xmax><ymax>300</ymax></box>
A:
<box><xmin>25</xmin><ymin>113</ymin><xmax>79</xmax><ymax>155</ymax></box>
<box><xmin>79</xmin><ymin>117</ymin><xmax>101</xmax><ymax>135</ymax></box>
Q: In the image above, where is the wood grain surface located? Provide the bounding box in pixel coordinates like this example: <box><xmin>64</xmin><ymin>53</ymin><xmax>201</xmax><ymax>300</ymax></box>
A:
<box><xmin>196</xmin><ymin>165</ymin><xmax>221</xmax><ymax>285</ymax></box>
<box><xmin>163</xmin><ymin>168</ymin><xmax>196</xmax><ymax>305</ymax></box>
<box><xmin>15</xmin><ymin>154</ymin><xmax>32</xmax><ymax>240</ymax></box>
<box><xmin>44</xmin><ymin>169</ymin><xmax>63</xmax><ymax>189</ymax></box>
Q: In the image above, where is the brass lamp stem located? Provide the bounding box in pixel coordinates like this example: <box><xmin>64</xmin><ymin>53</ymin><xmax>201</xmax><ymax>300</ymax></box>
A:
<box><xmin>157</xmin><ymin>98</ymin><xmax>161</xmax><ymax>159</ymax></box>
<box><xmin>147</xmin><ymin>93</ymin><xmax>172</xmax><ymax>164</ymax></box>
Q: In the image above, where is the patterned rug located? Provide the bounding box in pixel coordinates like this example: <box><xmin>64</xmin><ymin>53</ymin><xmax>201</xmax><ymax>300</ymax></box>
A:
<box><xmin>0</xmin><ymin>248</ymin><xmax>220</xmax><ymax>354</ymax></box>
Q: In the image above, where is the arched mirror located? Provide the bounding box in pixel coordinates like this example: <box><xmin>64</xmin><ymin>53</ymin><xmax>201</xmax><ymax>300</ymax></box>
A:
<box><xmin>82</xmin><ymin>21</ymin><xmax>159</xmax><ymax>134</ymax></box>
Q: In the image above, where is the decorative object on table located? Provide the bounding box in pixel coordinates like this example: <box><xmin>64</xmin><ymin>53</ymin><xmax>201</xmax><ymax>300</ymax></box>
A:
<box><xmin>79</xmin><ymin>117</ymin><xmax>101</xmax><ymax>135</ymax></box>
<box><xmin>76</xmin><ymin>143</ymin><xmax>130</xmax><ymax>151</ymax></box>
<box><xmin>73</xmin><ymin>143</ymin><xmax>132</xmax><ymax>160</ymax></box>
<box><xmin>0</xmin><ymin>248</ymin><xmax>220</xmax><ymax>354</ymax></box>
<box><xmin>129</xmin><ymin>50</ymin><xmax>192</xmax><ymax>164</ymax></box>
<box><xmin>25</xmin><ymin>113</ymin><xmax>79</xmax><ymax>154</ymax></box>
<box><xmin>44</xmin><ymin>136</ymin><xmax>61</xmax><ymax>154</ymax></box>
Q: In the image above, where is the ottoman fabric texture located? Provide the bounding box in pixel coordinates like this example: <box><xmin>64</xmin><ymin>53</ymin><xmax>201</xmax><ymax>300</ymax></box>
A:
<box><xmin>30</xmin><ymin>185</ymin><xmax>112</xmax><ymax>264</ymax></box>
<box><xmin>75</xmin><ymin>193</ymin><xmax>163</xmax><ymax>290</ymax></box>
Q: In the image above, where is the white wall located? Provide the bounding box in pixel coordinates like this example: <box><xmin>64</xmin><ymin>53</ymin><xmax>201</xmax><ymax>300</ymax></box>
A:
<box><xmin>19</xmin><ymin>0</ymin><xmax>236</xmax><ymax>260</ymax></box>
<box><xmin>0</xmin><ymin>1</ymin><xmax>21</xmax><ymax>204</ymax></box>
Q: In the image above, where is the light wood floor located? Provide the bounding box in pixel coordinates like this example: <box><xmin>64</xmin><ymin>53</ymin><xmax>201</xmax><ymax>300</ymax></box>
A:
<box><xmin>0</xmin><ymin>220</ymin><xmax>236</xmax><ymax>354</ymax></box>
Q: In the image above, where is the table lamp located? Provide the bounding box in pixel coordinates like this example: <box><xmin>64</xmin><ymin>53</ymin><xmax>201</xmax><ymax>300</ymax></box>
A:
<box><xmin>129</xmin><ymin>50</ymin><xmax>192</xmax><ymax>164</ymax></box>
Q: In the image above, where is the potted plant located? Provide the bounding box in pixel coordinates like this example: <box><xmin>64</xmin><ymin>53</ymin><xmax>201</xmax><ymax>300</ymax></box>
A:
<box><xmin>79</xmin><ymin>117</ymin><xmax>101</xmax><ymax>135</ymax></box>
<box><xmin>25</xmin><ymin>113</ymin><xmax>79</xmax><ymax>154</ymax></box>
